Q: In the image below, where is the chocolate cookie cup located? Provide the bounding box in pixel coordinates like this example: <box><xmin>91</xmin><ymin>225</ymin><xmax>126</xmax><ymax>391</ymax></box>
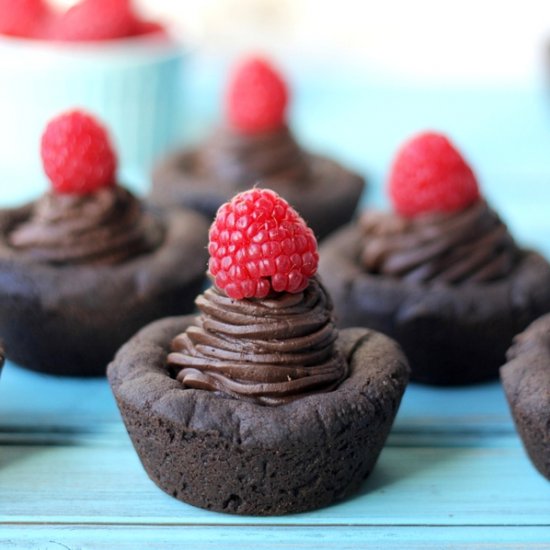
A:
<box><xmin>0</xmin><ymin>111</ymin><xmax>209</xmax><ymax>376</ymax></box>
<box><xmin>152</xmin><ymin>143</ymin><xmax>364</xmax><ymax>242</ymax></box>
<box><xmin>320</xmin><ymin>223</ymin><xmax>550</xmax><ymax>385</ymax></box>
<box><xmin>109</xmin><ymin>316</ymin><xmax>408</xmax><ymax>515</ymax></box>
<box><xmin>0</xmin><ymin>343</ymin><xmax>4</xmax><ymax>377</ymax></box>
<box><xmin>150</xmin><ymin>57</ymin><xmax>365</xmax><ymax>240</ymax></box>
<box><xmin>319</xmin><ymin>132</ymin><xmax>550</xmax><ymax>385</ymax></box>
<box><xmin>108</xmin><ymin>188</ymin><xmax>409</xmax><ymax>515</ymax></box>
<box><xmin>0</xmin><ymin>202</ymin><xmax>208</xmax><ymax>376</ymax></box>
<box><xmin>501</xmin><ymin>314</ymin><xmax>550</xmax><ymax>480</ymax></box>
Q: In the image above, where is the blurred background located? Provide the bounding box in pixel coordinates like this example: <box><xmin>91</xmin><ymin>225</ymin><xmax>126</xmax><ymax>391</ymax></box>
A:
<box><xmin>110</xmin><ymin>0</ymin><xmax>550</xmax><ymax>85</ymax></box>
<box><xmin>125</xmin><ymin>0</ymin><xmax>550</xmax><ymax>255</ymax></box>
<box><xmin>45</xmin><ymin>0</ymin><xmax>549</xmax><ymax>86</ymax></box>
<box><xmin>2</xmin><ymin>0</ymin><xmax>550</xmax><ymax>250</ymax></box>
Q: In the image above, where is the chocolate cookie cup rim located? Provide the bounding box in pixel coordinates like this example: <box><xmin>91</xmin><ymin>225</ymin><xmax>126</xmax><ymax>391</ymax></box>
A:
<box><xmin>505</xmin><ymin>314</ymin><xmax>550</xmax><ymax>362</ymax></box>
<box><xmin>153</xmin><ymin>148</ymin><xmax>364</xmax><ymax>192</ymax></box>
<box><xmin>0</xmin><ymin>202</ymin><xmax>209</xmax><ymax>290</ymax></box>
<box><xmin>320</xmin><ymin>222</ymin><xmax>547</xmax><ymax>302</ymax></box>
<box><xmin>107</xmin><ymin>315</ymin><xmax>410</xmax><ymax>443</ymax></box>
<box><xmin>500</xmin><ymin>314</ymin><xmax>550</xmax><ymax>480</ymax></box>
<box><xmin>151</xmin><ymin>151</ymin><xmax>365</xmax><ymax>243</ymax></box>
<box><xmin>0</xmin><ymin>202</ymin><xmax>209</xmax><ymax>376</ymax></box>
<box><xmin>500</xmin><ymin>313</ymin><xmax>550</xmax><ymax>412</ymax></box>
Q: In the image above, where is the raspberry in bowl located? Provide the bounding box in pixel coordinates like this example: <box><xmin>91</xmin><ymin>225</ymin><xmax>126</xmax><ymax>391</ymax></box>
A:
<box><xmin>108</xmin><ymin>188</ymin><xmax>409</xmax><ymax>515</ymax></box>
<box><xmin>319</xmin><ymin>131</ymin><xmax>550</xmax><ymax>385</ymax></box>
<box><xmin>0</xmin><ymin>0</ymin><xmax>186</xmax><ymax>202</ymax></box>
<box><xmin>150</xmin><ymin>55</ymin><xmax>366</xmax><ymax>241</ymax></box>
<box><xmin>0</xmin><ymin>110</ymin><xmax>209</xmax><ymax>376</ymax></box>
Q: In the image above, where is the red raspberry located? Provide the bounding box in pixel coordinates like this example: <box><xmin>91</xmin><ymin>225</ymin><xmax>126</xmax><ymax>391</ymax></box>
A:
<box><xmin>41</xmin><ymin>110</ymin><xmax>117</xmax><ymax>195</ymax></box>
<box><xmin>388</xmin><ymin>131</ymin><xmax>480</xmax><ymax>218</ymax></box>
<box><xmin>133</xmin><ymin>20</ymin><xmax>166</xmax><ymax>37</ymax></box>
<box><xmin>226</xmin><ymin>57</ymin><xmax>289</xmax><ymax>134</ymax></box>
<box><xmin>52</xmin><ymin>0</ymin><xmax>137</xmax><ymax>41</ymax></box>
<box><xmin>0</xmin><ymin>0</ymin><xmax>51</xmax><ymax>38</ymax></box>
<box><xmin>208</xmin><ymin>189</ymin><xmax>319</xmax><ymax>300</ymax></box>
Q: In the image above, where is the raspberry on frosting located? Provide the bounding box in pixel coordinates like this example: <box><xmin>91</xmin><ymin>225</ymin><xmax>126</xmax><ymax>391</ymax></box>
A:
<box><xmin>41</xmin><ymin>110</ymin><xmax>117</xmax><ymax>195</ymax></box>
<box><xmin>226</xmin><ymin>57</ymin><xmax>289</xmax><ymax>134</ymax></box>
<box><xmin>208</xmin><ymin>188</ymin><xmax>319</xmax><ymax>300</ymax></box>
<box><xmin>388</xmin><ymin>131</ymin><xmax>480</xmax><ymax>218</ymax></box>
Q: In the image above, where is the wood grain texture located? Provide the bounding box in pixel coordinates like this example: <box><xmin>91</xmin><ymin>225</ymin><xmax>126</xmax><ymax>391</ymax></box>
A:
<box><xmin>2</xmin><ymin>73</ymin><xmax>550</xmax><ymax>547</ymax></box>
<box><xmin>1</xmin><ymin>442</ymin><xmax>548</xmax><ymax>526</ymax></box>
<box><xmin>0</xmin><ymin>345</ymin><xmax>548</xmax><ymax>546</ymax></box>
<box><xmin>2</xmin><ymin>526</ymin><xmax>550</xmax><ymax>550</ymax></box>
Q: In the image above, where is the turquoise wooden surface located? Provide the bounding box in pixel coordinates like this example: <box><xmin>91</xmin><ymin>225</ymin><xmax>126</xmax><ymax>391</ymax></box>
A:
<box><xmin>1</xmin><ymin>62</ymin><xmax>550</xmax><ymax>547</ymax></box>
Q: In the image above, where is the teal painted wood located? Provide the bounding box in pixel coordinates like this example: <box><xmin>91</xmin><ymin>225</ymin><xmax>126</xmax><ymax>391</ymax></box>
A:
<box><xmin>0</xmin><ymin>363</ymin><xmax>119</xmax><ymax>430</ymax></box>
<box><xmin>2</xmin><ymin>68</ymin><xmax>550</xmax><ymax>547</ymax></box>
<box><xmin>2</xmin><ymin>526</ymin><xmax>550</xmax><ymax>550</ymax></box>
<box><xmin>0</xmin><ymin>363</ymin><xmax>514</xmax><ymax>432</ymax></box>
<box><xmin>1</xmin><ymin>442</ymin><xmax>548</xmax><ymax>526</ymax></box>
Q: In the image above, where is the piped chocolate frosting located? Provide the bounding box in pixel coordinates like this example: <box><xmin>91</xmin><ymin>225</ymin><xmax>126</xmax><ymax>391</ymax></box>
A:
<box><xmin>8</xmin><ymin>185</ymin><xmax>163</xmax><ymax>265</ymax></box>
<box><xmin>167</xmin><ymin>278</ymin><xmax>347</xmax><ymax>405</ymax></box>
<box><xmin>360</xmin><ymin>200</ymin><xmax>519</xmax><ymax>284</ymax></box>
<box><xmin>197</xmin><ymin>126</ymin><xmax>311</xmax><ymax>187</ymax></box>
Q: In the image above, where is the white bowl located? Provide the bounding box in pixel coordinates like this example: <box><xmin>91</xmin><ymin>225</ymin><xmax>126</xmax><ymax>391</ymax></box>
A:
<box><xmin>0</xmin><ymin>33</ymin><xmax>189</xmax><ymax>204</ymax></box>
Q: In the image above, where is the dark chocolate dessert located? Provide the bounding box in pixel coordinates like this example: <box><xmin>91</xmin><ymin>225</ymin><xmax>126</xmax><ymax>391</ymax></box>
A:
<box><xmin>501</xmin><ymin>314</ymin><xmax>550</xmax><ymax>480</ymax></box>
<box><xmin>319</xmin><ymin>132</ymin><xmax>550</xmax><ymax>385</ymax></box>
<box><xmin>109</xmin><ymin>188</ymin><xmax>409</xmax><ymax>515</ymax></box>
<box><xmin>169</xmin><ymin>278</ymin><xmax>348</xmax><ymax>404</ymax></box>
<box><xmin>0</xmin><ymin>110</ymin><xmax>209</xmax><ymax>376</ymax></box>
<box><xmin>151</xmin><ymin>56</ymin><xmax>365</xmax><ymax>241</ymax></box>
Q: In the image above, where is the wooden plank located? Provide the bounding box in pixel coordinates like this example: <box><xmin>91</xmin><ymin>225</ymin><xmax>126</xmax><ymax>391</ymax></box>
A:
<box><xmin>0</xmin><ymin>427</ymin><xmax>520</xmax><ymax>450</ymax></box>
<box><xmin>0</xmin><ymin>364</ymin><xmax>119</xmax><ymax>429</ymax></box>
<box><xmin>0</xmin><ymin>363</ymin><xmax>515</xmax><ymax>435</ymax></box>
<box><xmin>1</xmin><ymin>444</ymin><xmax>548</xmax><ymax>526</ymax></box>
<box><xmin>1</xmin><ymin>525</ymin><xmax>550</xmax><ymax>549</ymax></box>
<box><xmin>0</xmin><ymin>71</ymin><xmax>549</xmax><ymax>547</ymax></box>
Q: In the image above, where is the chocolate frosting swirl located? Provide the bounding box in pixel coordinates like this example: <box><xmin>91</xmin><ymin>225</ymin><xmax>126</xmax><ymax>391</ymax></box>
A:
<box><xmin>198</xmin><ymin>125</ymin><xmax>311</xmax><ymax>187</ymax></box>
<box><xmin>168</xmin><ymin>278</ymin><xmax>348</xmax><ymax>405</ymax></box>
<box><xmin>8</xmin><ymin>185</ymin><xmax>163</xmax><ymax>265</ymax></box>
<box><xmin>360</xmin><ymin>200</ymin><xmax>519</xmax><ymax>284</ymax></box>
